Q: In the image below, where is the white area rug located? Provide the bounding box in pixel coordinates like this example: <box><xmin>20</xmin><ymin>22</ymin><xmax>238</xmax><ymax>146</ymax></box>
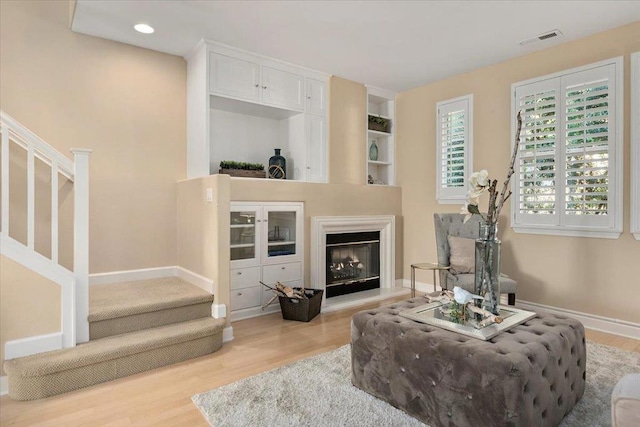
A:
<box><xmin>192</xmin><ymin>342</ymin><xmax>640</xmax><ymax>426</ymax></box>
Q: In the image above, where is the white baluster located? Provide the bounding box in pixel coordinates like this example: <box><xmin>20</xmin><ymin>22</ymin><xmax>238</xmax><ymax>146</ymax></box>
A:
<box><xmin>51</xmin><ymin>161</ymin><xmax>59</xmax><ymax>264</ymax></box>
<box><xmin>27</xmin><ymin>145</ymin><xmax>35</xmax><ymax>249</ymax></box>
<box><xmin>71</xmin><ymin>148</ymin><xmax>92</xmax><ymax>344</ymax></box>
<box><xmin>1</xmin><ymin>124</ymin><xmax>9</xmax><ymax>235</ymax></box>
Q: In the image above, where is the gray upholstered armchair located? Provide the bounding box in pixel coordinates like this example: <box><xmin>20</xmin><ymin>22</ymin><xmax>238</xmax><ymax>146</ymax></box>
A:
<box><xmin>433</xmin><ymin>213</ymin><xmax>517</xmax><ymax>305</ymax></box>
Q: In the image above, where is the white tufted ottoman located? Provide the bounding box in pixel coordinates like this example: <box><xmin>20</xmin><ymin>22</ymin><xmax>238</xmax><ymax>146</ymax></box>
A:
<box><xmin>351</xmin><ymin>298</ymin><xmax>586</xmax><ymax>427</ymax></box>
<box><xmin>612</xmin><ymin>373</ymin><xmax>640</xmax><ymax>427</ymax></box>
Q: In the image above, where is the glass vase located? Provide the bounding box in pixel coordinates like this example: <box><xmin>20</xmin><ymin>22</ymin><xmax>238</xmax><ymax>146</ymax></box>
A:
<box><xmin>474</xmin><ymin>222</ymin><xmax>501</xmax><ymax>316</ymax></box>
<box><xmin>268</xmin><ymin>148</ymin><xmax>286</xmax><ymax>179</ymax></box>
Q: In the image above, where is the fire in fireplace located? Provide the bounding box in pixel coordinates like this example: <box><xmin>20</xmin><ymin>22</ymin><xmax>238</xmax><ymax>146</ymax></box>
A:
<box><xmin>325</xmin><ymin>231</ymin><xmax>380</xmax><ymax>298</ymax></box>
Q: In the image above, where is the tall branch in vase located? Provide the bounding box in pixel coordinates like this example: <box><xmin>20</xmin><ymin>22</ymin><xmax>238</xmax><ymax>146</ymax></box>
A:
<box><xmin>462</xmin><ymin>111</ymin><xmax>523</xmax><ymax>228</ymax></box>
<box><xmin>460</xmin><ymin>111</ymin><xmax>523</xmax><ymax>315</ymax></box>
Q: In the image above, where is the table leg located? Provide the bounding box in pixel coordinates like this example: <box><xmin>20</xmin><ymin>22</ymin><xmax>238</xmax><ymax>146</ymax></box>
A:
<box><xmin>433</xmin><ymin>270</ymin><xmax>437</xmax><ymax>293</ymax></box>
<box><xmin>411</xmin><ymin>265</ymin><xmax>416</xmax><ymax>298</ymax></box>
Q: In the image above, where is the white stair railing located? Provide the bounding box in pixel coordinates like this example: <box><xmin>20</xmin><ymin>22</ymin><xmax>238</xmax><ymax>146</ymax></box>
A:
<box><xmin>0</xmin><ymin>111</ymin><xmax>91</xmax><ymax>347</ymax></box>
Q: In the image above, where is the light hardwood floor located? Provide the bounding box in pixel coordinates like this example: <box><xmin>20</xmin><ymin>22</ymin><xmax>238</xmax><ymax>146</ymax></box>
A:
<box><xmin>1</xmin><ymin>296</ymin><xmax>638</xmax><ymax>426</ymax></box>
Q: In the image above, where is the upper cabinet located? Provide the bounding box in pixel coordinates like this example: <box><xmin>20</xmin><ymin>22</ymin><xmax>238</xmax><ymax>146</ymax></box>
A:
<box><xmin>305</xmin><ymin>78</ymin><xmax>327</xmax><ymax>116</ymax></box>
<box><xmin>186</xmin><ymin>40</ymin><xmax>328</xmax><ymax>183</ymax></box>
<box><xmin>209</xmin><ymin>54</ymin><xmax>261</xmax><ymax>102</ymax></box>
<box><xmin>261</xmin><ymin>66</ymin><xmax>304</xmax><ymax>111</ymax></box>
<box><xmin>210</xmin><ymin>53</ymin><xmax>305</xmax><ymax>111</ymax></box>
<box><xmin>366</xmin><ymin>87</ymin><xmax>396</xmax><ymax>186</ymax></box>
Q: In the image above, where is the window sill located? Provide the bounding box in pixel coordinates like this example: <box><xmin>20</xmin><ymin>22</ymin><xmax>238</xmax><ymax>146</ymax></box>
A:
<box><xmin>512</xmin><ymin>225</ymin><xmax>622</xmax><ymax>239</ymax></box>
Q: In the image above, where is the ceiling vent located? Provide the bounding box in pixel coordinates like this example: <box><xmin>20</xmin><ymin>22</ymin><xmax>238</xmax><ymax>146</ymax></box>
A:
<box><xmin>519</xmin><ymin>29</ymin><xmax>563</xmax><ymax>46</ymax></box>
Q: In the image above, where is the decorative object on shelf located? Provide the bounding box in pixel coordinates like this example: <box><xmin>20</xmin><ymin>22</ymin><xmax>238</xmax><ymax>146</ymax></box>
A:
<box><xmin>368</xmin><ymin>140</ymin><xmax>379</xmax><ymax>161</ymax></box>
<box><xmin>268</xmin><ymin>148</ymin><xmax>287</xmax><ymax>179</ymax></box>
<box><xmin>367</xmin><ymin>115</ymin><xmax>391</xmax><ymax>133</ymax></box>
<box><xmin>460</xmin><ymin>112</ymin><xmax>523</xmax><ymax>315</ymax></box>
<box><xmin>219</xmin><ymin>160</ymin><xmax>266</xmax><ymax>178</ymax></box>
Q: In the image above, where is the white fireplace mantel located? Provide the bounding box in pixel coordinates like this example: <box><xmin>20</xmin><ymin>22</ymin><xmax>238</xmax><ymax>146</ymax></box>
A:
<box><xmin>310</xmin><ymin>215</ymin><xmax>396</xmax><ymax>304</ymax></box>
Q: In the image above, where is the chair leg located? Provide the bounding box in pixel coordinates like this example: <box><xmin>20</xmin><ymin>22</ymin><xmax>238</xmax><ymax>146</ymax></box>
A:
<box><xmin>508</xmin><ymin>293</ymin><xmax>516</xmax><ymax>306</ymax></box>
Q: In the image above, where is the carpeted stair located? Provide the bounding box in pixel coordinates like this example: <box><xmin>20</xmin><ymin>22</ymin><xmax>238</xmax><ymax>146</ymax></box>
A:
<box><xmin>4</xmin><ymin>277</ymin><xmax>225</xmax><ymax>400</ymax></box>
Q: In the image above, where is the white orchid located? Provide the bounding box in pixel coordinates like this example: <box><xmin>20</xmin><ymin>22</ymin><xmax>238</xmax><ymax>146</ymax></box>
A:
<box><xmin>469</xmin><ymin>170</ymin><xmax>489</xmax><ymax>191</ymax></box>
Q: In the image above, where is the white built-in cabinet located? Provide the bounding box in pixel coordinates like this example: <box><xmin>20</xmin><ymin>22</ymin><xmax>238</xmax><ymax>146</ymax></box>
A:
<box><xmin>366</xmin><ymin>87</ymin><xmax>396</xmax><ymax>186</ymax></box>
<box><xmin>229</xmin><ymin>201</ymin><xmax>304</xmax><ymax>320</ymax></box>
<box><xmin>186</xmin><ymin>40</ymin><xmax>328</xmax><ymax>182</ymax></box>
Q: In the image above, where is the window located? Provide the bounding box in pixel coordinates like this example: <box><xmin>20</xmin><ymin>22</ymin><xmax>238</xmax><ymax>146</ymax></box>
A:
<box><xmin>436</xmin><ymin>94</ymin><xmax>473</xmax><ymax>204</ymax></box>
<box><xmin>631</xmin><ymin>52</ymin><xmax>640</xmax><ymax>240</ymax></box>
<box><xmin>511</xmin><ymin>57</ymin><xmax>623</xmax><ymax>238</ymax></box>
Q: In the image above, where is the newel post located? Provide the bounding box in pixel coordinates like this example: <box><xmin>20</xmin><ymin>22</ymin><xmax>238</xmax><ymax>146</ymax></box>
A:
<box><xmin>71</xmin><ymin>148</ymin><xmax>92</xmax><ymax>344</ymax></box>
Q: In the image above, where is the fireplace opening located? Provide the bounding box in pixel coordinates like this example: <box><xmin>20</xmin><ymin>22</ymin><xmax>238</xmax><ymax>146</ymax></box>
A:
<box><xmin>325</xmin><ymin>231</ymin><xmax>380</xmax><ymax>298</ymax></box>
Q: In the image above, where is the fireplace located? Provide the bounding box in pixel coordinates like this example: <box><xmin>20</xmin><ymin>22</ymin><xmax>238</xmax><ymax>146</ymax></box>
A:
<box><xmin>310</xmin><ymin>215</ymin><xmax>395</xmax><ymax>304</ymax></box>
<box><xmin>326</xmin><ymin>231</ymin><xmax>380</xmax><ymax>298</ymax></box>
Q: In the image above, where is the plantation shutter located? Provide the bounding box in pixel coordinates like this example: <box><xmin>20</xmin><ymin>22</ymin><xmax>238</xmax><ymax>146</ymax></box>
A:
<box><xmin>436</xmin><ymin>95</ymin><xmax>472</xmax><ymax>203</ymax></box>
<box><xmin>561</xmin><ymin>64</ymin><xmax>617</xmax><ymax>229</ymax></box>
<box><xmin>514</xmin><ymin>79</ymin><xmax>560</xmax><ymax>226</ymax></box>
<box><xmin>513</xmin><ymin>58</ymin><xmax>621</xmax><ymax>237</ymax></box>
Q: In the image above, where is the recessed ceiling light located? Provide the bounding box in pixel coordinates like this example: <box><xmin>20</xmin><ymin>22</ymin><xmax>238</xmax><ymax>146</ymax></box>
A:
<box><xmin>134</xmin><ymin>23</ymin><xmax>154</xmax><ymax>34</ymax></box>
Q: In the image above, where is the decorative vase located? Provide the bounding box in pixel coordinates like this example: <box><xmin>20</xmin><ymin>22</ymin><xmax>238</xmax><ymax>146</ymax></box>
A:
<box><xmin>268</xmin><ymin>148</ymin><xmax>286</xmax><ymax>179</ymax></box>
<box><xmin>369</xmin><ymin>140</ymin><xmax>379</xmax><ymax>161</ymax></box>
<box><xmin>474</xmin><ymin>222</ymin><xmax>501</xmax><ymax>316</ymax></box>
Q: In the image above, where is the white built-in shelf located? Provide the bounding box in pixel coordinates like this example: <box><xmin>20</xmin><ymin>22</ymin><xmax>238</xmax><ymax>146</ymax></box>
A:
<box><xmin>230</xmin><ymin>224</ymin><xmax>255</xmax><ymax>229</ymax></box>
<box><xmin>368</xmin><ymin>130</ymin><xmax>392</xmax><ymax>137</ymax></box>
<box><xmin>366</xmin><ymin>87</ymin><xmax>396</xmax><ymax>186</ymax></box>
<box><xmin>267</xmin><ymin>240</ymin><xmax>296</xmax><ymax>247</ymax></box>
<box><xmin>230</xmin><ymin>243</ymin><xmax>255</xmax><ymax>249</ymax></box>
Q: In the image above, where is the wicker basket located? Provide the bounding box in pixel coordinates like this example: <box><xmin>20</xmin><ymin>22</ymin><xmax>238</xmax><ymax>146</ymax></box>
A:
<box><xmin>278</xmin><ymin>288</ymin><xmax>323</xmax><ymax>322</ymax></box>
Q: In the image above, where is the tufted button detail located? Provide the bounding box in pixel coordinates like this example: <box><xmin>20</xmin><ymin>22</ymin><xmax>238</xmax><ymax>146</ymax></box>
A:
<box><xmin>432</xmin><ymin>381</ymin><xmax>436</xmax><ymax>387</ymax></box>
<box><xmin>447</xmin><ymin>410</ymin><xmax>452</xmax><ymax>417</ymax></box>
<box><xmin>415</xmin><ymin>354</ymin><xmax>420</xmax><ymax>359</ymax></box>
<box><xmin>467</xmin><ymin>353</ymin><xmax>473</xmax><ymax>358</ymax></box>
<box><xmin>467</xmin><ymin>394</ymin><xmax>473</xmax><ymax>400</ymax></box>
<box><xmin>401</xmin><ymin>367</ymin><xmax>405</xmax><ymax>373</ymax></box>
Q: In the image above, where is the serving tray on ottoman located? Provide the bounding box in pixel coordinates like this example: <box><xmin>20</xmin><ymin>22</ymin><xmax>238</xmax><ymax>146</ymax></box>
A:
<box><xmin>351</xmin><ymin>298</ymin><xmax>586</xmax><ymax>427</ymax></box>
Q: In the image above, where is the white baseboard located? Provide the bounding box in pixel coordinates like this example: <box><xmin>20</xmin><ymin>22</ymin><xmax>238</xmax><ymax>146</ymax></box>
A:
<box><xmin>515</xmin><ymin>299</ymin><xmax>640</xmax><ymax>340</ymax></box>
<box><xmin>1</xmin><ymin>376</ymin><xmax>7</xmax><ymax>396</ymax></box>
<box><xmin>223</xmin><ymin>326</ymin><xmax>234</xmax><ymax>343</ymax></box>
<box><xmin>89</xmin><ymin>266</ymin><xmax>215</xmax><ymax>293</ymax></box>
<box><xmin>89</xmin><ymin>266</ymin><xmax>176</xmax><ymax>285</ymax></box>
<box><xmin>399</xmin><ymin>278</ymin><xmax>443</xmax><ymax>294</ymax></box>
<box><xmin>175</xmin><ymin>266</ymin><xmax>214</xmax><ymax>293</ymax></box>
<box><xmin>400</xmin><ymin>279</ymin><xmax>639</xmax><ymax>340</ymax></box>
<box><xmin>4</xmin><ymin>332</ymin><xmax>63</xmax><ymax>360</ymax></box>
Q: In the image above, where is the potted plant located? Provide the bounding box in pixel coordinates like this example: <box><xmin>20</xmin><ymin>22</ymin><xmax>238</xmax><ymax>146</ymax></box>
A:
<box><xmin>368</xmin><ymin>115</ymin><xmax>391</xmax><ymax>133</ymax></box>
<box><xmin>219</xmin><ymin>161</ymin><xmax>266</xmax><ymax>178</ymax></box>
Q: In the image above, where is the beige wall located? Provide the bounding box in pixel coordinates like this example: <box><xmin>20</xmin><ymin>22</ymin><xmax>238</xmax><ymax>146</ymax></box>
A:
<box><xmin>1</xmin><ymin>0</ymin><xmax>186</xmax><ymax>352</ymax></box>
<box><xmin>0</xmin><ymin>256</ymin><xmax>61</xmax><ymax>373</ymax></box>
<box><xmin>328</xmin><ymin>76</ymin><xmax>367</xmax><ymax>185</ymax></box>
<box><xmin>397</xmin><ymin>21</ymin><xmax>640</xmax><ymax>323</ymax></box>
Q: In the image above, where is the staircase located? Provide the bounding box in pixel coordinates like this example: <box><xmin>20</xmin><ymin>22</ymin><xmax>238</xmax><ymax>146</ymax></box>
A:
<box><xmin>4</xmin><ymin>277</ymin><xmax>224</xmax><ymax>401</ymax></box>
<box><xmin>1</xmin><ymin>112</ymin><xmax>225</xmax><ymax>400</ymax></box>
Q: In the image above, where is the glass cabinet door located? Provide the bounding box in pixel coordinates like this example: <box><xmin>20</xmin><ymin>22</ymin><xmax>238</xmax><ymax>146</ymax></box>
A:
<box><xmin>263</xmin><ymin>205</ymin><xmax>302</xmax><ymax>264</ymax></box>
<box><xmin>230</xmin><ymin>206</ymin><xmax>260</xmax><ymax>267</ymax></box>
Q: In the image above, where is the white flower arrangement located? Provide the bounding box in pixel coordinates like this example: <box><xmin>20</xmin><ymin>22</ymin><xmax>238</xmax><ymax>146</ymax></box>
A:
<box><xmin>460</xmin><ymin>112</ymin><xmax>523</xmax><ymax>225</ymax></box>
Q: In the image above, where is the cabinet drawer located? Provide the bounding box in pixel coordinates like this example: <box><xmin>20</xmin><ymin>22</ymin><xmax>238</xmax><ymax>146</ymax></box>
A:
<box><xmin>262</xmin><ymin>280</ymin><xmax>302</xmax><ymax>306</ymax></box>
<box><xmin>263</xmin><ymin>262</ymin><xmax>301</xmax><ymax>284</ymax></box>
<box><xmin>230</xmin><ymin>286</ymin><xmax>261</xmax><ymax>311</ymax></box>
<box><xmin>230</xmin><ymin>267</ymin><xmax>261</xmax><ymax>290</ymax></box>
